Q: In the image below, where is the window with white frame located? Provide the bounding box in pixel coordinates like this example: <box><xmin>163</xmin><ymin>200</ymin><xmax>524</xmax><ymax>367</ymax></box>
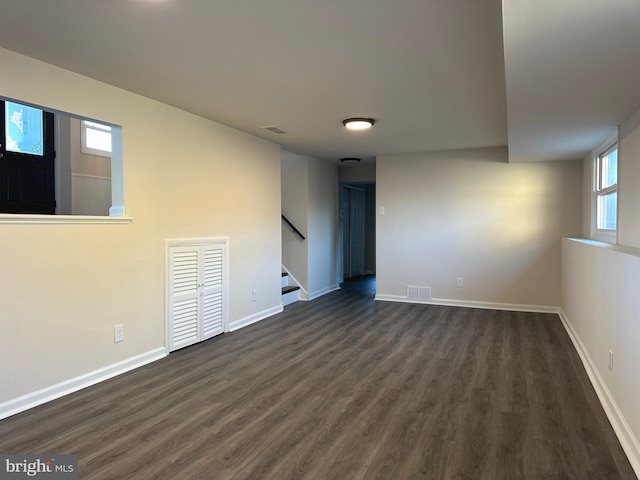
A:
<box><xmin>81</xmin><ymin>120</ymin><xmax>112</xmax><ymax>157</ymax></box>
<box><xmin>595</xmin><ymin>142</ymin><xmax>618</xmax><ymax>232</ymax></box>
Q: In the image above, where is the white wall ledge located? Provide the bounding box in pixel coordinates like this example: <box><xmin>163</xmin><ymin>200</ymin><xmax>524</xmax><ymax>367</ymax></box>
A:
<box><xmin>0</xmin><ymin>214</ymin><xmax>133</xmax><ymax>225</ymax></box>
<box><xmin>565</xmin><ymin>237</ymin><xmax>640</xmax><ymax>258</ymax></box>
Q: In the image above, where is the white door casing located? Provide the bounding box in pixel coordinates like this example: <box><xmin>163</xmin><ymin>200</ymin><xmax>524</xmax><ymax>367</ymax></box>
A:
<box><xmin>167</xmin><ymin>238</ymin><xmax>228</xmax><ymax>352</ymax></box>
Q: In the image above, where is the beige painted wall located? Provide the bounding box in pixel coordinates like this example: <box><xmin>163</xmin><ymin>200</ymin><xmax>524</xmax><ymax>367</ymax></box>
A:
<box><xmin>307</xmin><ymin>156</ymin><xmax>339</xmax><ymax>297</ymax></box>
<box><xmin>0</xmin><ymin>47</ymin><xmax>282</xmax><ymax>404</ymax></box>
<box><xmin>339</xmin><ymin>164</ymin><xmax>375</xmax><ymax>183</ymax></box>
<box><xmin>562</xmin><ymin>239</ymin><xmax>640</xmax><ymax>472</ymax></box>
<box><xmin>618</xmin><ymin>109</ymin><xmax>640</xmax><ymax>247</ymax></box>
<box><xmin>581</xmin><ymin>153</ymin><xmax>593</xmax><ymax>239</ymax></box>
<box><xmin>562</xmin><ymin>108</ymin><xmax>640</xmax><ymax>473</ymax></box>
<box><xmin>281</xmin><ymin>150</ymin><xmax>309</xmax><ymax>290</ymax></box>
<box><xmin>377</xmin><ymin>147</ymin><xmax>583</xmax><ymax>307</ymax></box>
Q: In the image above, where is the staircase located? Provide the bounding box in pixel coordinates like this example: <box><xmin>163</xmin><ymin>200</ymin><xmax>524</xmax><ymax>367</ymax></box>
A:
<box><xmin>281</xmin><ymin>271</ymin><xmax>300</xmax><ymax>306</ymax></box>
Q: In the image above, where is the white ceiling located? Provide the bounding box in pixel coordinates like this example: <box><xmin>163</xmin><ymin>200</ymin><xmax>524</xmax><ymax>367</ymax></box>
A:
<box><xmin>503</xmin><ymin>0</ymin><xmax>640</xmax><ymax>162</ymax></box>
<box><xmin>0</xmin><ymin>0</ymin><xmax>638</xmax><ymax>164</ymax></box>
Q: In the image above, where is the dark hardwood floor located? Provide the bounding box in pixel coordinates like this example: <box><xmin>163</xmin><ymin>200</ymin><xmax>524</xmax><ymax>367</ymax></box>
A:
<box><xmin>0</xmin><ymin>277</ymin><xmax>636</xmax><ymax>479</ymax></box>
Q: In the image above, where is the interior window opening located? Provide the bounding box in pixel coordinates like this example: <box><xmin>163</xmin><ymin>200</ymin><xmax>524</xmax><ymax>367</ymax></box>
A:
<box><xmin>1</xmin><ymin>97</ymin><xmax>124</xmax><ymax>217</ymax></box>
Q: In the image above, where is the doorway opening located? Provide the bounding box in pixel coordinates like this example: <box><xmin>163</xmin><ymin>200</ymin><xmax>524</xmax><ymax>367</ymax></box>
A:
<box><xmin>340</xmin><ymin>183</ymin><xmax>376</xmax><ymax>281</ymax></box>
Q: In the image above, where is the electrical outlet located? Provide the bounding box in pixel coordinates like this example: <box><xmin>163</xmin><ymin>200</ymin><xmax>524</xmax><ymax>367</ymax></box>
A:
<box><xmin>608</xmin><ymin>350</ymin><xmax>614</xmax><ymax>372</ymax></box>
<box><xmin>456</xmin><ymin>277</ymin><xmax>463</xmax><ymax>288</ymax></box>
<box><xmin>114</xmin><ymin>324</ymin><xmax>124</xmax><ymax>343</ymax></box>
<box><xmin>252</xmin><ymin>289</ymin><xmax>257</xmax><ymax>303</ymax></box>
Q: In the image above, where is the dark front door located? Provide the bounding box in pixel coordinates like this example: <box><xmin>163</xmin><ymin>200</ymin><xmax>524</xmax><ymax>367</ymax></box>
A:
<box><xmin>0</xmin><ymin>100</ymin><xmax>55</xmax><ymax>214</ymax></box>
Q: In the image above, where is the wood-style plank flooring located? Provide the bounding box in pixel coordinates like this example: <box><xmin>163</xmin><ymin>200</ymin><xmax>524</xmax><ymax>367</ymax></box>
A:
<box><xmin>0</xmin><ymin>277</ymin><xmax>636</xmax><ymax>479</ymax></box>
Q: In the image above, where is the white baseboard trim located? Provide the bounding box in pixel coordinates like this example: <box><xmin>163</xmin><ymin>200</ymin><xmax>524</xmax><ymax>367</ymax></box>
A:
<box><xmin>307</xmin><ymin>284</ymin><xmax>341</xmax><ymax>301</ymax></box>
<box><xmin>0</xmin><ymin>347</ymin><xmax>166</xmax><ymax>421</ymax></box>
<box><xmin>558</xmin><ymin>309</ymin><xmax>640</xmax><ymax>478</ymax></box>
<box><xmin>374</xmin><ymin>294</ymin><xmax>560</xmax><ymax>314</ymax></box>
<box><xmin>229</xmin><ymin>305</ymin><xmax>283</xmax><ymax>332</ymax></box>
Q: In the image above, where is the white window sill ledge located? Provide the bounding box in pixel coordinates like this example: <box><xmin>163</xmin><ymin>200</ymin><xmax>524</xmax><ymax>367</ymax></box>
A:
<box><xmin>0</xmin><ymin>214</ymin><xmax>133</xmax><ymax>225</ymax></box>
<box><xmin>566</xmin><ymin>237</ymin><xmax>640</xmax><ymax>258</ymax></box>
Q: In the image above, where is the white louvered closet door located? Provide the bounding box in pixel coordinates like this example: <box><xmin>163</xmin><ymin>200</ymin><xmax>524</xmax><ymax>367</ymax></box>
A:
<box><xmin>167</xmin><ymin>240</ymin><xmax>227</xmax><ymax>352</ymax></box>
<box><xmin>168</xmin><ymin>246</ymin><xmax>200</xmax><ymax>351</ymax></box>
<box><xmin>201</xmin><ymin>244</ymin><xmax>225</xmax><ymax>340</ymax></box>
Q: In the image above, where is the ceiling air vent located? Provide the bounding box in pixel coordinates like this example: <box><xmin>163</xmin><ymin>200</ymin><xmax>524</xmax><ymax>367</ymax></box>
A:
<box><xmin>260</xmin><ymin>126</ymin><xmax>287</xmax><ymax>135</ymax></box>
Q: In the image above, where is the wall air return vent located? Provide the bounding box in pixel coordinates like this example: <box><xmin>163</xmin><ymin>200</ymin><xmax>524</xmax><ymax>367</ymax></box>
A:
<box><xmin>407</xmin><ymin>285</ymin><xmax>431</xmax><ymax>301</ymax></box>
<box><xmin>260</xmin><ymin>126</ymin><xmax>287</xmax><ymax>135</ymax></box>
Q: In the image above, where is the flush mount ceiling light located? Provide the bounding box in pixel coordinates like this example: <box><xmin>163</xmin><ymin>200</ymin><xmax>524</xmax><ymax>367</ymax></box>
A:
<box><xmin>342</xmin><ymin>117</ymin><xmax>375</xmax><ymax>131</ymax></box>
<box><xmin>340</xmin><ymin>157</ymin><xmax>361</xmax><ymax>164</ymax></box>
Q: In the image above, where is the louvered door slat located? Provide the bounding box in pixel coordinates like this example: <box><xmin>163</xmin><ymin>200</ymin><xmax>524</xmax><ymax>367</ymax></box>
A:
<box><xmin>170</xmin><ymin>297</ymin><xmax>198</xmax><ymax>348</ymax></box>
<box><xmin>203</xmin><ymin>291</ymin><xmax>224</xmax><ymax>338</ymax></box>
<box><xmin>171</xmin><ymin>250</ymin><xmax>199</xmax><ymax>296</ymax></box>
<box><xmin>203</xmin><ymin>248</ymin><xmax>223</xmax><ymax>288</ymax></box>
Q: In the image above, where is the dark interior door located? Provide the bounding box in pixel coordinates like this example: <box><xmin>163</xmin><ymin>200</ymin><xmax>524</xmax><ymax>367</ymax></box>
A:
<box><xmin>0</xmin><ymin>100</ymin><xmax>55</xmax><ymax>214</ymax></box>
<box><xmin>349</xmin><ymin>188</ymin><xmax>365</xmax><ymax>277</ymax></box>
<box><xmin>342</xmin><ymin>186</ymin><xmax>366</xmax><ymax>279</ymax></box>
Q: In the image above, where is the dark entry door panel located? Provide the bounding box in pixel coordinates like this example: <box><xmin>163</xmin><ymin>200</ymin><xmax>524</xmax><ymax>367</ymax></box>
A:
<box><xmin>0</xmin><ymin>101</ymin><xmax>55</xmax><ymax>214</ymax></box>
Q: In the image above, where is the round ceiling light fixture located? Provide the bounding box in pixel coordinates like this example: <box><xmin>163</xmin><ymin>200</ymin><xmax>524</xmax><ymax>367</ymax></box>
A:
<box><xmin>340</xmin><ymin>157</ymin><xmax>361</xmax><ymax>164</ymax></box>
<box><xmin>342</xmin><ymin>117</ymin><xmax>375</xmax><ymax>131</ymax></box>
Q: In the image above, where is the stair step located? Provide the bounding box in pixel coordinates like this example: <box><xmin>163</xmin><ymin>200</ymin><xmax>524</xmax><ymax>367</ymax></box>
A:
<box><xmin>282</xmin><ymin>285</ymin><xmax>300</xmax><ymax>295</ymax></box>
